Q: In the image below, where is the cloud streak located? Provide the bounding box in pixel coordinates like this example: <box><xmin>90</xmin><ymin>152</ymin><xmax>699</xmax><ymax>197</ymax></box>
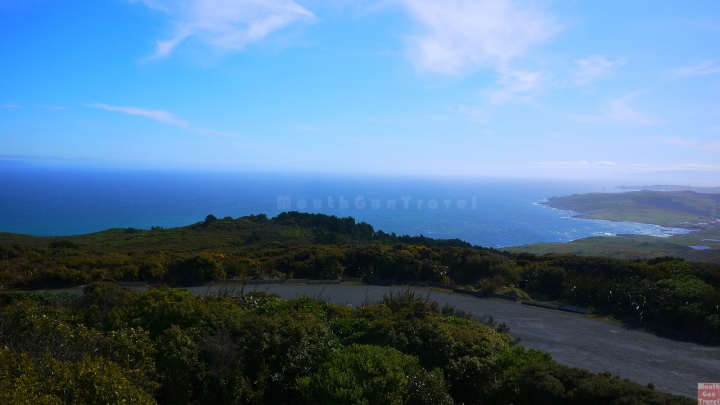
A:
<box><xmin>89</xmin><ymin>103</ymin><xmax>189</xmax><ymax>127</ymax></box>
<box><xmin>88</xmin><ymin>103</ymin><xmax>235</xmax><ymax>137</ymax></box>
<box><xmin>574</xmin><ymin>56</ymin><xmax>625</xmax><ymax>84</ymax></box>
<box><xmin>484</xmin><ymin>68</ymin><xmax>547</xmax><ymax>104</ymax></box>
<box><xmin>134</xmin><ymin>0</ymin><xmax>316</xmax><ymax>60</ymax></box>
<box><xmin>606</xmin><ymin>93</ymin><xmax>654</xmax><ymax>125</ymax></box>
<box><xmin>673</xmin><ymin>60</ymin><xmax>720</xmax><ymax>77</ymax></box>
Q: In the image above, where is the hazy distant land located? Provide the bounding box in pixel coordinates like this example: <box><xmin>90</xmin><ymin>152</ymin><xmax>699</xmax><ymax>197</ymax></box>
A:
<box><xmin>0</xmin><ymin>159</ymin><xmax>29</xmax><ymax>167</ymax></box>
<box><xmin>616</xmin><ymin>185</ymin><xmax>720</xmax><ymax>193</ymax></box>
<box><xmin>511</xmin><ymin>190</ymin><xmax>720</xmax><ymax>262</ymax></box>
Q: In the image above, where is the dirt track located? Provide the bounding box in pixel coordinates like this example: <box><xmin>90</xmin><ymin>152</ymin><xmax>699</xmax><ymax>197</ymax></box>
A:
<box><xmin>212</xmin><ymin>283</ymin><xmax>720</xmax><ymax>398</ymax></box>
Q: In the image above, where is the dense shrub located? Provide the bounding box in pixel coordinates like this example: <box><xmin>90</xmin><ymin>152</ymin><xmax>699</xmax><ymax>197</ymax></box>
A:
<box><xmin>176</xmin><ymin>253</ymin><xmax>226</xmax><ymax>282</ymax></box>
<box><xmin>0</xmin><ymin>346</ymin><xmax>155</xmax><ymax>404</ymax></box>
<box><xmin>522</xmin><ymin>265</ymin><xmax>566</xmax><ymax>299</ymax></box>
<box><xmin>0</xmin><ymin>284</ymin><xmax>692</xmax><ymax>404</ymax></box>
<box><xmin>515</xmin><ymin>363</ymin><xmax>694</xmax><ymax>405</ymax></box>
<box><xmin>297</xmin><ymin>344</ymin><xmax>453</xmax><ymax>405</ymax></box>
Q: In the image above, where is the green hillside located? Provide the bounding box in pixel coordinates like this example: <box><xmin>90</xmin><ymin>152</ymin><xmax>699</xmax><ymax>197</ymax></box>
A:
<box><xmin>1</xmin><ymin>212</ymin><xmax>720</xmax><ymax>342</ymax></box>
<box><xmin>543</xmin><ymin>190</ymin><xmax>720</xmax><ymax>227</ymax></box>
<box><xmin>513</xmin><ymin>191</ymin><xmax>720</xmax><ymax>263</ymax></box>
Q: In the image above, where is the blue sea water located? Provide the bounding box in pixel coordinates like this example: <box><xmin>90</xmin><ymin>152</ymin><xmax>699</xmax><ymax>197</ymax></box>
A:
<box><xmin>0</xmin><ymin>167</ymin><xmax>688</xmax><ymax>247</ymax></box>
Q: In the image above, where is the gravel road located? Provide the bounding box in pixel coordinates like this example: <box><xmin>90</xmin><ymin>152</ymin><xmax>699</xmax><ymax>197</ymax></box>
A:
<box><xmin>195</xmin><ymin>283</ymin><xmax>720</xmax><ymax>398</ymax></box>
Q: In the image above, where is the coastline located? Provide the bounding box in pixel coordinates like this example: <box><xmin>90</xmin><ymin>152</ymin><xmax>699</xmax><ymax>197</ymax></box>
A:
<box><xmin>513</xmin><ymin>193</ymin><xmax>720</xmax><ymax>263</ymax></box>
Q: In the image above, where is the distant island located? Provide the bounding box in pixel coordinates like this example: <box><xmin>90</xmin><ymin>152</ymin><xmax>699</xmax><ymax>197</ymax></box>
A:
<box><xmin>511</xmin><ymin>190</ymin><xmax>720</xmax><ymax>263</ymax></box>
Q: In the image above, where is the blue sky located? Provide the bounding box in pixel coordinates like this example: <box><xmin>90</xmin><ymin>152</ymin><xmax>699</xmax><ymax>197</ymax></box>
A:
<box><xmin>1</xmin><ymin>0</ymin><xmax>719</xmax><ymax>179</ymax></box>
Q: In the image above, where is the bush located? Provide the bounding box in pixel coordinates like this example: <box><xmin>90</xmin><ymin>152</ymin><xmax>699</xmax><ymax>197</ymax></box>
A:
<box><xmin>0</xmin><ymin>346</ymin><xmax>155</xmax><ymax>404</ymax></box>
<box><xmin>177</xmin><ymin>253</ymin><xmax>226</xmax><ymax>282</ymax></box>
<box><xmin>155</xmin><ymin>325</ymin><xmax>206</xmax><ymax>404</ymax></box>
<box><xmin>514</xmin><ymin>363</ymin><xmax>694</xmax><ymax>405</ymax></box>
<box><xmin>360</xmin><ymin>312</ymin><xmax>512</xmax><ymax>404</ymax></box>
<box><xmin>522</xmin><ymin>265</ymin><xmax>566</xmax><ymax>299</ymax></box>
<box><xmin>236</xmin><ymin>310</ymin><xmax>341</xmax><ymax>403</ymax></box>
<box><xmin>297</xmin><ymin>344</ymin><xmax>453</xmax><ymax>405</ymax></box>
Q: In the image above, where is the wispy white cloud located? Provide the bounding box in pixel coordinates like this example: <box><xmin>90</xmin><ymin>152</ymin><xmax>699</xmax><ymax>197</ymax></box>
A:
<box><xmin>87</xmin><ymin>103</ymin><xmax>236</xmax><ymax>137</ymax></box>
<box><xmin>478</xmin><ymin>55</ymin><xmax>624</xmax><ymax>105</ymax></box>
<box><xmin>574</xmin><ymin>56</ymin><xmax>625</xmax><ymax>84</ymax></box>
<box><xmin>41</xmin><ymin>105</ymin><xmax>68</xmax><ymax>111</ymax></box>
<box><xmin>673</xmin><ymin>60</ymin><xmax>720</xmax><ymax>77</ymax></box>
<box><xmin>151</xmin><ymin>29</ymin><xmax>194</xmax><ymax>60</ymax></box>
<box><xmin>133</xmin><ymin>0</ymin><xmax>316</xmax><ymax>60</ymax></box>
<box><xmin>606</xmin><ymin>93</ymin><xmax>654</xmax><ymax>125</ymax></box>
<box><xmin>400</xmin><ymin>0</ymin><xmax>559</xmax><ymax>75</ymax></box>
<box><xmin>566</xmin><ymin>93</ymin><xmax>654</xmax><ymax>125</ymax></box>
<box><xmin>565</xmin><ymin>92</ymin><xmax>657</xmax><ymax>125</ymax></box>
<box><xmin>88</xmin><ymin>103</ymin><xmax>189</xmax><ymax>127</ymax></box>
<box><xmin>484</xmin><ymin>68</ymin><xmax>547</xmax><ymax>104</ymax></box>
<box><xmin>594</xmin><ymin>161</ymin><xmax>618</xmax><ymax>166</ymax></box>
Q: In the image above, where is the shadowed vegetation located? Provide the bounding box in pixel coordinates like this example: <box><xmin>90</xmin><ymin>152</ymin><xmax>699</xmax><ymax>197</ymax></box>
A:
<box><xmin>1</xmin><ymin>211</ymin><xmax>719</xmax><ymax>341</ymax></box>
<box><xmin>0</xmin><ymin>284</ymin><xmax>693</xmax><ymax>404</ymax></box>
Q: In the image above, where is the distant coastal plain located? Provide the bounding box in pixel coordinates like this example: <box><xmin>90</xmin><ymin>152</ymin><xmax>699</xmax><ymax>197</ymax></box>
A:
<box><xmin>511</xmin><ymin>190</ymin><xmax>720</xmax><ymax>263</ymax></box>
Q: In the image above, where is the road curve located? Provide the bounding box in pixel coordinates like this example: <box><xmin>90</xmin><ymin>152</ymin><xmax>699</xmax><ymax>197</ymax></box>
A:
<box><xmin>194</xmin><ymin>283</ymin><xmax>720</xmax><ymax>398</ymax></box>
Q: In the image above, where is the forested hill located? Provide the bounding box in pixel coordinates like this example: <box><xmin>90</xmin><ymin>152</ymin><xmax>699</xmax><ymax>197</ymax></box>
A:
<box><xmin>0</xmin><ymin>211</ymin><xmax>477</xmax><ymax>254</ymax></box>
<box><xmin>1</xmin><ymin>212</ymin><xmax>720</xmax><ymax>341</ymax></box>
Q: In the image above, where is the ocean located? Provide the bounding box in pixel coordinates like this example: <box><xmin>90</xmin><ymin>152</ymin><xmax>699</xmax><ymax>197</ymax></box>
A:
<box><xmin>0</xmin><ymin>167</ymin><xmax>688</xmax><ymax>247</ymax></box>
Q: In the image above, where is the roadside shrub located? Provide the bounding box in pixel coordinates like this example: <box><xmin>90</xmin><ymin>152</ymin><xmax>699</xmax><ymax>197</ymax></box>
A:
<box><xmin>522</xmin><ymin>265</ymin><xmax>566</xmax><ymax>299</ymax></box>
<box><xmin>178</xmin><ymin>253</ymin><xmax>226</xmax><ymax>282</ymax></box>
<box><xmin>652</xmin><ymin>276</ymin><xmax>719</xmax><ymax>333</ymax></box>
<box><xmin>297</xmin><ymin>344</ymin><xmax>453</xmax><ymax>405</ymax></box>
<box><xmin>515</xmin><ymin>363</ymin><xmax>694</xmax><ymax>405</ymax></box>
